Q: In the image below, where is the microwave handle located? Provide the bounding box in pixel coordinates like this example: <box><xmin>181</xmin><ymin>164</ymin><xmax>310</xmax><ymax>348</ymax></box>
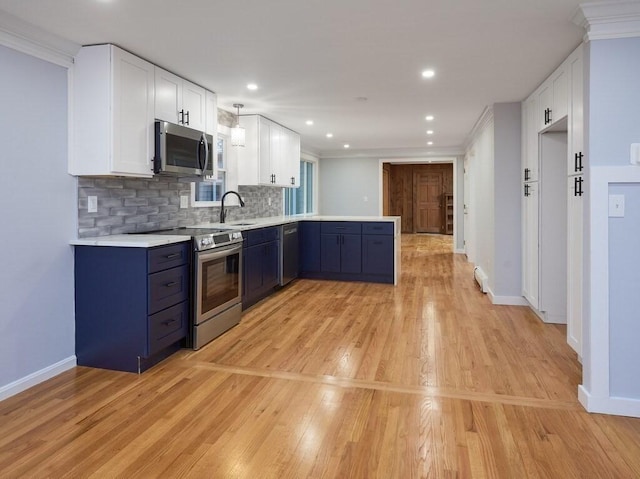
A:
<box><xmin>201</xmin><ymin>132</ymin><xmax>210</xmax><ymax>178</ymax></box>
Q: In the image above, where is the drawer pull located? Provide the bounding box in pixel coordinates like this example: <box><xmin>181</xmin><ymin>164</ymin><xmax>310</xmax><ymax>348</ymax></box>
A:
<box><xmin>165</xmin><ymin>253</ymin><xmax>180</xmax><ymax>259</ymax></box>
<box><xmin>162</xmin><ymin>319</ymin><xmax>177</xmax><ymax>326</ymax></box>
<box><xmin>164</xmin><ymin>281</ymin><xmax>177</xmax><ymax>288</ymax></box>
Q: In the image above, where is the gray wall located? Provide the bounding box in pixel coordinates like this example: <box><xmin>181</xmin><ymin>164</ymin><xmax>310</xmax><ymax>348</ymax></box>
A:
<box><xmin>0</xmin><ymin>46</ymin><xmax>75</xmax><ymax>391</ymax></box>
<box><xmin>319</xmin><ymin>157</ymin><xmax>380</xmax><ymax>216</ymax></box>
<box><xmin>589</xmin><ymin>37</ymin><xmax>640</xmax><ymax>399</ymax></box>
<box><xmin>492</xmin><ymin>103</ymin><xmax>522</xmax><ymax>298</ymax></box>
<box><xmin>608</xmin><ymin>183</ymin><xmax>640</xmax><ymax>398</ymax></box>
<box><xmin>589</xmin><ymin>38</ymin><xmax>640</xmax><ymax>167</ymax></box>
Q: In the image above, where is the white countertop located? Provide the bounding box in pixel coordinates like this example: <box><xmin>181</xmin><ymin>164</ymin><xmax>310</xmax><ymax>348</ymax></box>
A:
<box><xmin>70</xmin><ymin>234</ymin><xmax>192</xmax><ymax>248</ymax></box>
<box><xmin>194</xmin><ymin>214</ymin><xmax>401</xmax><ymax>231</ymax></box>
<box><xmin>70</xmin><ymin>215</ymin><xmax>401</xmax><ymax>247</ymax></box>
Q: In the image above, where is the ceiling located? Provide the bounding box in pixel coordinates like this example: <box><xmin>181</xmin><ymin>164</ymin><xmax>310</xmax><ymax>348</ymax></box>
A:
<box><xmin>0</xmin><ymin>0</ymin><xmax>596</xmax><ymax>156</ymax></box>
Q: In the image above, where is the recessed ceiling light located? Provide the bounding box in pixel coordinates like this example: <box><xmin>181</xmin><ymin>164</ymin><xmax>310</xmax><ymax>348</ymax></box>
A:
<box><xmin>425</xmin><ymin>115</ymin><xmax>434</xmax><ymax>121</ymax></box>
<box><xmin>326</xmin><ymin>133</ymin><xmax>333</xmax><ymax>138</ymax></box>
<box><xmin>427</xmin><ymin>141</ymin><xmax>434</xmax><ymax>146</ymax></box>
<box><xmin>247</xmin><ymin>83</ymin><xmax>258</xmax><ymax>91</ymax></box>
<box><xmin>305</xmin><ymin>120</ymin><xmax>314</xmax><ymax>126</ymax></box>
<box><xmin>344</xmin><ymin>144</ymin><xmax>350</xmax><ymax>148</ymax></box>
<box><xmin>422</xmin><ymin>69</ymin><xmax>435</xmax><ymax>79</ymax></box>
<box><xmin>426</xmin><ymin>130</ymin><xmax>434</xmax><ymax>135</ymax></box>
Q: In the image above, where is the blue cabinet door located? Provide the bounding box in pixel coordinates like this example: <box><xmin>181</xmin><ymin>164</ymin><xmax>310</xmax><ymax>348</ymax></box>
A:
<box><xmin>321</xmin><ymin>234</ymin><xmax>341</xmax><ymax>272</ymax></box>
<box><xmin>300</xmin><ymin>222</ymin><xmax>321</xmax><ymax>273</ymax></box>
<box><xmin>362</xmin><ymin>235</ymin><xmax>394</xmax><ymax>276</ymax></box>
<box><xmin>244</xmin><ymin>244</ymin><xmax>264</xmax><ymax>299</ymax></box>
<box><xmin>263</xmin><ymin>241</ymin><xmax>280</xmax><ymax>290</ymax></box>
<box><xmin>341</xmin><ymin>234</ymin><xmax>362</xmax><ymax>274</ymax></box>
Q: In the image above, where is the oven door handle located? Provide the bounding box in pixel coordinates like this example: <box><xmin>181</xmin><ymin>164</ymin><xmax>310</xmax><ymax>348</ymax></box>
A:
<box><xmin>197</xmin><ymin>242</ymin><xmax>243</xmax><ymax>261</ymax></box>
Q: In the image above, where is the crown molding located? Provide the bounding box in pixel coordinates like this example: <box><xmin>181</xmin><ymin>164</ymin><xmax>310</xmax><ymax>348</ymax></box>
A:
<box><xmin>0</xmin><ymin>9</ymin><xmax>79</xmax><ymax>67</ymax></box>
<box><xmin>572</xmin><ymin>1</ymin><xmax>640</xmax><ymax>41</ymax></box>
<box><xmin>464</xmin><ymin>106</ymin><xmax>494</xmax><ymax>151</ymax></box>
<box><xmin>319</xmin><ymin>145</ymin><xmax>464</xmax><ymax>160</ymax></box>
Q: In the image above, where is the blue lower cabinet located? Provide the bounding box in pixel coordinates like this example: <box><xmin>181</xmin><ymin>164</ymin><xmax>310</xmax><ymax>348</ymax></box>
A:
<box><xmin>242</xmin><ymin>226</ymin><xmax>280</xmax><ymax>309</ymax></box>
<box><xmin>301</xmin><ymin>221</ymin><xmax>394</xmax><ymax>284</ymax></box>
<box><xmin>75</xmin><ymin>242</ymin><xmax>190</xmax><ymax>373</ymax></box>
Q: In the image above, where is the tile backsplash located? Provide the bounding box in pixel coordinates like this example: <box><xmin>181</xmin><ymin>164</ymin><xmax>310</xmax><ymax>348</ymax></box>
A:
<box><xmin>77</xmin><ymin>176</ymin><xmax>283</xmax><ymax>238</ymax></box>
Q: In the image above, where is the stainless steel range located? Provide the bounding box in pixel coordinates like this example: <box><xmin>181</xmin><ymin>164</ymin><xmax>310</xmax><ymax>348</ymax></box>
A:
<box><xmin>140</xmin><ymin>227</ymin><xmax>243</xmax><ymax>349</ymax></box>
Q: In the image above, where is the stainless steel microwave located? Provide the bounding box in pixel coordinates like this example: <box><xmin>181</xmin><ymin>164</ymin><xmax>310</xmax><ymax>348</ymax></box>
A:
<box><xmin>153</xmin><ymin>120</ymin><xmax>213</xmax><ymax>177</ymax></box>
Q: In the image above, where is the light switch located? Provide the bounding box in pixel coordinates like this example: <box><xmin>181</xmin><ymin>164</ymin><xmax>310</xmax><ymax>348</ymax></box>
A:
<box><xmin>609</xmin><ymin>194</ymin><xmax>625</xmax><ymax>217</ymax></box>
<box><xmin>631</xmin><ymin>143</ymin><xmax>640</xmax><ymax>165</ymax></box>
<box><xmin>87</xmin><ymin>196</ymin><xmax>97</xmax><ymax>213</ymax></box>
<box><xmin>180</xmin><ymin>195</ymin><xmax>189</xmax><ymax>209</ymax></box>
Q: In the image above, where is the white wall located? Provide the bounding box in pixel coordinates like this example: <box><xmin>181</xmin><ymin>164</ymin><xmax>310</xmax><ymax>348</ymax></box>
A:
<box><xmin>467</xmin><ymin>117</ymin><xmax>495</xmax><ymax>292</ymax></box>
<box><xmin>319</xmin><ymin>157</ymin><xmax>380</xmax><ymax>216</ymax></box>
<box><xmin>0</xmin><ymin>45</ymin><xmax>76</xmax><ymax>399</ymax></box>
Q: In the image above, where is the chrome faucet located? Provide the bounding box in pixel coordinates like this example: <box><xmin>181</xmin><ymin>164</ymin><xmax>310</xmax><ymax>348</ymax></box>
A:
<box><xmin>219</xmin><ymin>190</ymin><xmax>245</xmax><ymax>223</ymax></box>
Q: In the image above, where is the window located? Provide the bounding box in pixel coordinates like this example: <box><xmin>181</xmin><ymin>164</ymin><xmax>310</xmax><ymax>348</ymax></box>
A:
<box><xmin>285</xmin><ymin>159</ymin><xmax>316</xmax><ymax>215</ymax></box>
<box><xmin>191</xmin><ymin>134</ymin><xmax>227</xmax><ymax>205</ymax></box>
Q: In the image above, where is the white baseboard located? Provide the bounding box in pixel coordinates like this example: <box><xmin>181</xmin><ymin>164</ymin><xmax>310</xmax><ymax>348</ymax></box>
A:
<box><xmin>579</xmin><ymin>385</ymin><xmax>640</xmax><ymax>418</ymax></box>
<box><xmin>454</xmin><ymin>248</ymin><xmax>465</xmax><ymax>254</ymax></box>
<box><xmin>0</xmin><ymin>356</ymin><xmax>77</xmax><ymax>402</ymax></box>
<box><xmin>489</xmin><ymin>292</ymin><xmax>529</xmax><ymax>306</ymax></box>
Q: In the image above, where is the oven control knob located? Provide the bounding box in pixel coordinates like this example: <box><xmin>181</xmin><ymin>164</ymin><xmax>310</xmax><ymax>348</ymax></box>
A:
<box><xmin>200</xmin><ymin>237</ymin><xmax>212</xmax><ymax>248</ymax></box>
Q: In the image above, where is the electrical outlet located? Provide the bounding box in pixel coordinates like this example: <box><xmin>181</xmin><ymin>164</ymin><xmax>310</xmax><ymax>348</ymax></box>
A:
<box><xmin>180</xmin><ymin>195</ymin><xmax>189</xmax><ymax>209</ymax></box>
<box><xmin>268</xmin><ymin>197</ymin><xmax>272</xmax><ymax>206</ymax></box>
<box><xmin>87</xmin><ymin>196</ymin><xmax>98</xmax><ymax>213</ymax></box>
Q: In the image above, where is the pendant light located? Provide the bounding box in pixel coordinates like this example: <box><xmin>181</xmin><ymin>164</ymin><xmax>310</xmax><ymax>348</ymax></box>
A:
<box><xmin>231</xmin><ymin>103</ymin><xmax>245</xmax><ymax>147</ymax></box>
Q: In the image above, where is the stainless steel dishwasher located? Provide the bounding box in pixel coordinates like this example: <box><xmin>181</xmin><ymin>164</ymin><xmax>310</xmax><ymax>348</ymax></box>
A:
<box><xmin>280</xmin><ymin>222</ymin><xmax>299</xmax><ymax>286</ymax></box>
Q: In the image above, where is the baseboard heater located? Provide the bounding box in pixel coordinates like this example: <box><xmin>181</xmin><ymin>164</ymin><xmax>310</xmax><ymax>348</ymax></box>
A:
<box><xmin>473</xmin><ymin>267</ymin><xmax>488</xmax><ymax>293</ymax></box>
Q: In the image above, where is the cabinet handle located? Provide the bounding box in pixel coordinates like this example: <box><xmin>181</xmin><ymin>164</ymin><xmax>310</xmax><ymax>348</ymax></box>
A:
<box><xmin>575</xmin><ymin>152</ymin><xmax>584</xmax><ymax>172</ymax></box>
<box><xmin>524</xmin><ymin>168</ymin><xmax>530</xmax><ymax>181</ymax></box>
<box><xmin>341</xmin><ymin>235</ymin><xmax>345</xmax><ymax>245</ymax></box>
<box><xmin>291</xmin><ymin>176</ymin><xmax>295</xmax><ymax>185</ymax></box>
<box><xmin>336</xmin><ymin>235</ymin><xmax>340</xmax><ymax>245</ymax></box>
<box><xmin>165</xmin><ymin>253</ymin><xmax>180</xmax><ymax>259</ymax></box>
<box><xmin>185</xmin><ymin>111</ymin><xmax>190</xmax><ymax>125</ymax></box>
<box><xmin>574</xmin><ymin>176</ymin><xmax>585</xmax><ymax>197</ymax></box>
<box><xmin>164</xmin><ymin>281</ymin><xmax>177</xmax><ymax>288</ymax></box>
<box><xmin>179</xmin><ymin>109</ymin><xmax>185</xmax><ymax>125</ymax></box>
<box><xmin>524</xmin><ymin>184</ymin><xmax>529</xmax><ymax>197</ymax></box>
<box><xmin>162</xmin><ymin>319</ymin><xmax>177</xmax><ymax>326</ymax></box>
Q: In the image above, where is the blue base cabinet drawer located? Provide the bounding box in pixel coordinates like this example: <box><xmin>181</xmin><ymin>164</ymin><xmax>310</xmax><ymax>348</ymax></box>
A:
<box><xmin>148</xmin><ymin>301</ymin><xmax>189</xmax><ymax>356</ymax></box>
<box><xmin>362</xmin><ymin>222</ymin><xmax>394</xmax><ymax>236</ymax></box>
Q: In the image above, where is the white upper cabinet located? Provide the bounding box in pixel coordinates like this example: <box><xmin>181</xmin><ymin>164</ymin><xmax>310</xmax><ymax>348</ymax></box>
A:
<box><xmin>71</xmin><ymin>44</ymin><xmax>155</xmax><ymax>177</ymax></box>
<box><xmin>285</xmin><ymin>127</ymin><xmax>301</xmax><ymax>187</ymax></box>
<box><xmin>522</xmin><ymin>94</ymin><xmax>539</xmax><ymax>182</ymax></box>
<box><xmin>537</xmin><ymin>63</ymin><xmax>568</xmax><ymax>130</ymax></box>
<box><xmin>237</xmin><ymin>115</ymin><xmax>301</xmax><ymax>188</ymax></box>
<box><xmin>568</xmin><ymin>46</ymin><xmax>584</xmax><ymax>176</ymax></box>
<box><xmin>205</xmin><ymin>90</ymin><xmax>218</xmax><ymax>136</ymax></box>
<box><xmin>154</xmin><ymin>67</ymin><xmax>206</xmax><ymax>131</ymax></box>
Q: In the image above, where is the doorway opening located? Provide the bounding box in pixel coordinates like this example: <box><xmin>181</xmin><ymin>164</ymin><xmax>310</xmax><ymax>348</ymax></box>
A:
<box><xmin>382</xmin><ymin>163</ymin><xmax>454</xmax><ymax>234</ymax></box>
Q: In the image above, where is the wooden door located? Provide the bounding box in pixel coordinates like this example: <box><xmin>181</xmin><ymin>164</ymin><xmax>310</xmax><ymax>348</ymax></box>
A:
<box><xmin>414</xmin><ymin>170</ymin><xmax>443</xmax><ymax>233</ymax></box>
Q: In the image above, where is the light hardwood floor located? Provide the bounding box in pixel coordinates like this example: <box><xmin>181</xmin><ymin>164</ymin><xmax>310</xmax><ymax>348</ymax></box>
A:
<box><xmin>2</xmin><ymin>234</ymin><xmax>640</xmax><ymax>478</ymax></box>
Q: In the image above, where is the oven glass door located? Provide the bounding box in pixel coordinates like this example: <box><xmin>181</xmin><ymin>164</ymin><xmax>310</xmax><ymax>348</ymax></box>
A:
<box><xmin>196</xmin><ymin>244</ymin><xmax>242</xmax><ymax>324</ymax></box>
